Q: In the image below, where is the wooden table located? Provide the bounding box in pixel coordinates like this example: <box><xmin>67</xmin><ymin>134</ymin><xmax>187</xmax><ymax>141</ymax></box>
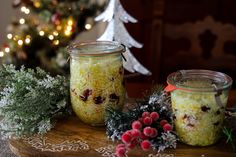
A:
<box><xmin>8</xmin><ymin>83</ymin><xmax>236</xmax><ymax>157</ymax></box>
<box><xmin>9</xmin><ymin>116</ymin><xmax>235</xmax><ymax>157</ymax></box>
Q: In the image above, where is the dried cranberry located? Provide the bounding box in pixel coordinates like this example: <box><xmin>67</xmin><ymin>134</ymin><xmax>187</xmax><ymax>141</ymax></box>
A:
<box><xmin>119</xmin><ymin>67</ymin><xmax>124</xmax><ymax>75</ymax></box>
<box><xmin>183</xmin><ymin>114</ymin><xmax>195</xmax><ymax>127</ymax></box>
<box><xmin>94</xmin><ymin>96</ymin><xmax>105</xmax><ymax>104</ymax></box>
<box><xmin>109</xmin><ymin>93</ymin><xmax>119</xmax><ymax>103</ymax></box>
<box><xmin>71</xmin><ymin>89</ymin><xmax>77</xmax><ymax>95</ymax></box>
<box><xmin>110</xmin><ymin>77</ymin><xmax>115</xmax><ymax>81</ymax></box>
<box><xmin>213</xmin><ymin>121</ymin><xmax>220</xmax><ymax>126</ymax></box>
<box><xmin>201</xmin><ymin>106</ymin><xmax>211</xmax><ymax>112</ymax></box>
<box><xmin>79</xmin><ymin>89</ymin><xmax>92</xmax><ymax>101</ymax></box>
<box><xmin>216</xmin><ymin>110</ymin><xmax>221</xmax><ymax>115</ymax></box>
<box><xmin>183</xmin><ymin>114</ymin><xmax>187</xmax><ymax>119</ymax></box>
<box><xmin>187</xmin><ymin>124</ymin><xmax>195</xmax><ymax>127</ymax></box>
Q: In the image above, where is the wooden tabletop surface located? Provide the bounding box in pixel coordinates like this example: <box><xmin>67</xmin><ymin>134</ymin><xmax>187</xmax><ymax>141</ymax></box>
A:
<box><xmin>9</xmin><ymin>116</ymin><xmax>235</xmax><ymax>157</ymax></box>
<box><xmin>8</xmin><ymin>83</ymin><xmax>236</xmax><ymax>157</ymax></box>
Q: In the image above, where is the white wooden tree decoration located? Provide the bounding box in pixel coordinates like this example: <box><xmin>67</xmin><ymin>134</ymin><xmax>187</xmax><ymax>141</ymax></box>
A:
<box><xmin>95</xmin><ymin>0</ymin><xmax>151</xmax><ymax>75</ymax></box>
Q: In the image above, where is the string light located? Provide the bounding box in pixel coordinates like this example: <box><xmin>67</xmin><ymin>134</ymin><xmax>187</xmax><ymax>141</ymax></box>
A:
<box><xmin>7</xmin><ymin>33</ymin><xmax>13</xmax><ymax>39</ymax></box>
<box><xmin>18</xmin><ymin>40</ymin><xmax>23</xmax><ymax>46</ymax></box>
<box><xmin>25</xmin><ymin>8</ymin><xmax>30</xmax><ymax>14</ymax></box>
<box><xmin>68</xmin><ymin>19</ymin><xmax>73</xmax><ymax>26</ymax></box>
<box><xmin>25</xmin><ymin>36</ymin><xmax>31</xmax><ymax>44</ymax></box>
<box><xmin>21</xmin><ymin>6</ymin><xmax>27</xmax><ymax>12</ymax></box>
<box><xmin>48</xmin><ymin>35</ymin><xmax>54</xmax><ymax>40</ymax></box>
<box><xmin>53</xmin><ymin>31</ymin><xmax>59</xmax><ymax>36</ymax></box>
<box><xmin>85</xmin><ymin>24</ymin><xmax>92</xmax><ymax>30</ymax></box>
<box><xmin>0</xmin><ymin>51</ymin><xmax>4</xmax><ymax>57</ymax></box>
<box><xmin>34</xmin><ymin>0</ymin><xmax>41</xmax><ymax>8</ymax></box>
<box><xmin>19</xmin><ymin>18</ymin><xmax>25</xmax><ymax>24</ymax></box>
<box><xmin>66</xmin><ymin>25</ymin><xmax>73</xmax><ymax>32</ymax></box>
<box><xmin>13</xmin><ymin>35</ymin><xmax>19</xmax><ymax>41</ymax></box>
<box><xmin>39</xmin><ymin>30</ymin><xmax>45</xmax><ymax>36</ymax></box>
<box><xmin>21</xmin><ymin>6</ymin><xmax>30</xmax><ymax>14</ymax></box>
<box><xmin>4</xmin><ymin>47</ymin><xmax>10</xmax><ymax>53</ymax></box>
<box><xmin>53</xmin><ymin>40</ymin><xmax>59</xmax><ymax>45</ymax></box>
<box><xmin>56</xmin><ymin>25</ymin><xmax>62</xmax><ymax>31</ymax></box>
<box><xmin>64</xmin><ymin>30</ymin><xmax>71</xmax><ymax>36</ymax></box>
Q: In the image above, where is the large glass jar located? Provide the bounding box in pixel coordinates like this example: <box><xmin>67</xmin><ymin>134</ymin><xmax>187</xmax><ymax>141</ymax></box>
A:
<box><xmin>166</xmin><ymin>70</ymin><xmax>232</xmax><ymax>146</ymax></box>
<box><xmin>68</xmin><ymin>41</ymin><xmax>126</xmax><ymax>126</ymax></box>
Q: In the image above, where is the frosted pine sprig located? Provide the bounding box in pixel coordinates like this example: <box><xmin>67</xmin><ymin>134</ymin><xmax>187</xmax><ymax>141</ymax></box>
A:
<box><xmin>0</xmin><ymin>64</ymin><xmax>71</xmax><ymax>139</ymax></box>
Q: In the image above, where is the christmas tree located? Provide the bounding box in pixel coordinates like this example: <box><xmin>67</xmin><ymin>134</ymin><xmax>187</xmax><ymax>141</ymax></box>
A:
<box><xmin>0</xmin><ymin>0</ymin><xmax>103</xmax><ymax>74</ymax></box>
<box><xmin>95</xmin><ymin>0</ymin><xmax>151</xmax><ymax>75</ymax></box>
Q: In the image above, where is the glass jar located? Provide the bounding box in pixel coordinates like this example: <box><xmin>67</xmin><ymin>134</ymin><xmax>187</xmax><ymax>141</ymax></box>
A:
<box><xmin>166</xmin><ymin>70</ymin><xmax>232</xmax><ymax>146</ymax></box>
<box><xmin>68</xmin><ymin>41</ymin><xmax>126</xmax><ymax>126</ymax></box>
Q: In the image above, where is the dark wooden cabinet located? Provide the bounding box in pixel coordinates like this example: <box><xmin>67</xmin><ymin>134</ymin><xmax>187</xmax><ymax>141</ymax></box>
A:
<box><xmin>121</xmin><ymin>0</ymin><xmax>236</xmax><ymax>87</ymax></box>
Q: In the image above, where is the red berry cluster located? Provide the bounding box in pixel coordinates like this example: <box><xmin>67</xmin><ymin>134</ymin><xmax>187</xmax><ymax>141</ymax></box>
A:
<box><xmin>115</xmin><ymin>111</ymin><xmax>173</xmax><ymax>157</ymax></box>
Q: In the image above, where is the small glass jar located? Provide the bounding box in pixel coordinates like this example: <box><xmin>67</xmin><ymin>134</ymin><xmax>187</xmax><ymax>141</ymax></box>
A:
<box><xmin>166</xmin><ymin>70</ymin><xmax>232</xmax><ymax>146</ymax></box>
<box><xmin>68</xmin><ymin>41</ymin><xmax>126</xmax><ymax>126</ymax></box>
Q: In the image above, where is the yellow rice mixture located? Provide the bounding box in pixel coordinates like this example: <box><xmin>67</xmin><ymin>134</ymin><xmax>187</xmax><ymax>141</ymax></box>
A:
<box><xmin>171</xmin><ymin>86</ymin><xmax>228</xmax><ymax>146</ymax></box>
<box><xmin>70</xmin><ymin>55</ymin><xmax>125</xmax><ymax>126</ymax></box>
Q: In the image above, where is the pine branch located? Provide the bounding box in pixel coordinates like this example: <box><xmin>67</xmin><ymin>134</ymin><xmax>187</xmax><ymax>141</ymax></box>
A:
<box><xmin>0</xmin><ymin>64</ymin><xmax>71</xmax><ymax>139</ymax></box>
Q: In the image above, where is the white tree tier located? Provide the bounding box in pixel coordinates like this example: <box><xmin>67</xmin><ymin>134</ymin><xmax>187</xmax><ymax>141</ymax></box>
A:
<box><xmin>95</xmin><ymin>0</ymin><xmax>151</xmax><ymax>75</ymax></box>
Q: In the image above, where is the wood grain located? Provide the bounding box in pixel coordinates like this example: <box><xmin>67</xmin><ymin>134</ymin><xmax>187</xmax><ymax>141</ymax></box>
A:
<box><xmin>9</xmin><ymin>116</ymin><xmax>235</xmax><ymax>157</ymax></box>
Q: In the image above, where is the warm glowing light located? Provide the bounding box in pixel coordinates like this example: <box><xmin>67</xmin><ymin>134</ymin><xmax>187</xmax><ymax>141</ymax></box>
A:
<box><xmin>48</xmin><ymin>35</ymin><xmax>54</xmax><ymax>40</ymax></box>
<box><xmin>18</xmin><ymin>40</ymin><xmax>23</xmax><ymax>46</ymax></box>
<box><xmin>4</xmin><ymin>47</ymin><xmax>10</xmax><ymax>53</ymax></box>
<box><xmin>34</xmin><ymin>1</ymin><xmax>41</xmax><ymax>8</ymax></box>
<box><xmin>21</xmin><ymin>6</ymin><xmax>30</xmax><ymax>14</ymax></box>
<box><xmin>13</xmin><ymin>35</ymin><xmax>19</xmax><ymax>41</ymax></box>
<box><xmin>39</xmin><ymin>31</ymin><xmax>45</xmax><ymax>36</ymax></box>
<box><xmin>66</xmin><ymin>25</ymin><xmax>73</xmax><ymax>31</ymax></box>
<box><xmin>25</xmin><ymin>8</ymin><xmax>30</xmax><ymax>14</ymax></box>
<box><xmin>21</xmin><ymin>6</ymin><xmax>27</xmax><ymax>12</ymax></box>
<box><xmin>53</xmin><ymin>31</ymin><xmax>59</xmax><ymax>36</ymax></box>
<box><xmin>19</xmin><ymin>18</ymin><xmax>25</xmax><ymax>24</ymax></box>
<box><xmin>56</xmin><ymin>25</ymin><xmax>62</xmax><ymax>31</ymax></box>
<box><xmin>64</xmin><ymin>30</ymin><xmax>71</xmax><ymax>36</ymax></box>
<box><xmin>53</xmin><ymin>40</ymin><xmax>59</xmax><ymax>45</ymax></box>
<box><xmin>68</xmin><ymin>19</ymin><xmax>73</xmax><ymax>26</ymax></box>
<box><xmin>85</xmin><ymin>24</ymin><xmax>92</xmax><ymax>30</ymax></box>
<box><xmin>7</xmin><ymin>33</ymin><xmax>13</xmax><ymax>39</ymax></box>
<box><xmin>0</xmin><ymin>51</ymin><xmax>4</xmax><ymax>57</ymax></box>
<box><xmin>25</xmin><ymin>38</ymin><xmax>31</xmax><ymax>44</ymax></box>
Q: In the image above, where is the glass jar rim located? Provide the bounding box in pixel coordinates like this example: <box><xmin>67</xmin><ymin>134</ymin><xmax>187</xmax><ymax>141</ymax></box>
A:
<box><xmin>67</xmin><ymin>41</ymin><xmax>125</xmax><ymax>57</ymax></box>
<box><xmin>167</xmin><ymin>69</ymin><xmax>233</xmax><ymax>92</ymax></box>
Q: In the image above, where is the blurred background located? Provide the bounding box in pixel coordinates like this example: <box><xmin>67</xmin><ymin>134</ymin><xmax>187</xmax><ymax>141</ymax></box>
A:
<box><xmin>0</xmin><ymin>0</ymin><xmax>236</xmax><ymax>89</ymax></box>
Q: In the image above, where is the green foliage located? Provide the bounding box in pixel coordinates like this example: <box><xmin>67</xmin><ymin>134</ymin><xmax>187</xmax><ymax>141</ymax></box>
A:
<box><xmin>105</xmin><ymin>86</ymin><xmax>177</xmax><ymax>151</ymax></box>
<box><xmin>0</xmin><ymin>64</ymin><xmax>71</xmax><ymax>139</ymax></box>
<box><xmin>1</xmin><ymin>0</ymin><xmax>104</xmax><ymax>74</ymax></box>
<box><xmin>222</xmin><ymin>127</ymin><xmax>235</xmax><ymax>149</ymax></box>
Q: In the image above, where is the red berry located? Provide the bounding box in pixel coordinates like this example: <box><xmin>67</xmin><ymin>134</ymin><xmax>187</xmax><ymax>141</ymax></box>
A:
<box><xmin>140</xmin><ymin>133</ymin><xmax>149</xmax><ymax>140</ymax></box>
<box><xmin>160</xmin><ymin>120</ymin><xmax>168</xmax><ymax>126</ymax></box>
<box><xmin>142</xmin><ymin>111</ymin><xmax>150</xmax><ymax>118</ymax></box>
<box><xmin>143</xmin><ymin>117</ymin><xmax>153</xmax><ymax>125</ymax></box>
<box><xmin>163</xmin><ymin>123</ymin><xmax>172</xmax><ymax>132</ymax></box>
<box><xmin>131</xmin><ymin>129</ymin><xmax>141</xmax><ymax>138</ymax></box>
<box><xmin>115</xmin><ymin>147</ymin><xmax>126</xmax><ymax>157</ymax></box>
<box><xmin>126</xmin><ymin>130</ymin><xmax>132</xmax><ymax>136</ymax></box>
<box><xmin>140</xmin><ymin>140</ymin><xmax>151</xmax><ymax>151</ymax></box>
<box><xmin>127</xmin><ymin>139</ymin><xmax>138</xmax><ymax>149</ymax></box>
<box><xmin>132</xmin><ymin>121</ymin><xmax>142</xmax><ymax>130</ymax></box>
<box><xmin>116</xmin><ymin>144</ymin><xmax>125</xmax><ymax>150</ymax></box>
<box><xmin>121</xmin><ymin>132</ymin><xmax>132</xmax><ymax>143</ymax></box>
<box><xmin>150</xmin><ymin>128</ymin><xmax>158</xmax><ymax>138</ymax></box>
<box><xmin>143</xmin><ymin>127</ymin><xmax>153</xmax><ymax>137</ymax></box>
<box><xmin>150</xmin><ymin>112</ymin><xmax>159</xmax><ymax>121</ymax></box>
<box><xmin>138</xmin><ymin>117</ymin><xmax>143</xmax><ymax>123</ymax></box>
